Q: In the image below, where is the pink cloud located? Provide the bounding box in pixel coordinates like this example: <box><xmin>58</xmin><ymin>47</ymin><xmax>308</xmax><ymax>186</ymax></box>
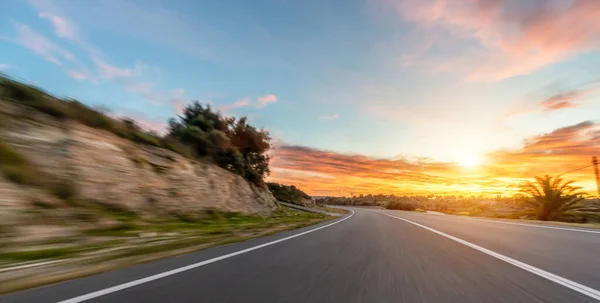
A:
<box><xmin>170</xmin><ymin>99</ymin><xmax>187</xmax><ymax>115</ymax></box>
<box><xmin>541</xmin><ymin>91</ymin><xmax>586</xmax><ymax>112</ymax></box>
<box><xmin>93</xmin><ymin>57</ymin><xmax>143</xmax><ymax>79</ymax></box>
<box><xmin>319</xmin><ymin>113</ymin><xmax>339</xmax><ymax>120</ymax></box>
<box><xmin>256</xmin><ymin>94</ymin><xmax>278</xmax><ymax>107</ymax></box>
<box><xmin>39</xmin><ymin>12</ymin><xmax>77</xmax><ymax>40</ymax></box>
<box><xmin>136</xmin><ymin>119</ymin><xmax>168</xmax><ymax>135</ymax></box>
<box><xmin>393</xmin><ymin>0</ymin><xmax>600</xmax><ymax>81</ymax></box>
<box><xmin>220</xmin><ymin>98</ymin><xmax>250</xmax><ymax>112</ymax></box>
<box><xmin>66</xmin><ymin>70</ymin><xmax>88</xmax><ymax>81</ymax></box>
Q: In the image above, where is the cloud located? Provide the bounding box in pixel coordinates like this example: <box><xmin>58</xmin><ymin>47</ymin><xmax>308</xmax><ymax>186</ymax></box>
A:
<box><xmin>123</xmin><ymin>81</ymin><xmax>154</xmax><ymax>94</ymax></box>
<box><xmin>170</xmin><ymin>99</ymin><xmax>187</xmax><ymax>115</ymax></box>
<box><xmin>39</xmin><ymin>12</ymin><xmax>77</xmax><ymax>40</ymax></box>
<box><xmin>6</xmin><ymin>18</ymin><xmax>94</xmax><ymax>82</ymax></box>
<box><xmin>135</xmin><ymin>119</ymin><xmax>168</xmax><ymax>135</ymax></box>
<box><xmin>500</xmin><ymin>81</ymin><xmax>599</xmax><ymax>120</ymax></box>
<box><xmin>220</xmin><ymin>98</ymin><xmax>250</xmax><ymax>112</ymax></box>
<box><xmin>269</xmin><ymin>121</ymin><xmax>600</xmax><ymax>196</ymax></box>
<box><xmin>7</xmin><ymin>21</ymin><xmax>74</xmax><ymax>65</ymax></box>
<box><xmin>392</xmin><ymin>0</ymin><xmax>600</xmax><ymax>81</ymax></box>
<box><xmin>0</xmin><ymin>63</ymin><xmax>15</xmax><ymax>70</ymax></box>
<box><xmin>541</xmin><ymin>91</ymin><xmax>584</xmax><ymax>111</ymax></box>
<box><xmin>319</xmin><ymin>113</ymin><xmax>339</xmax><ymax>120</ymax></box>
<box><xmin>93</xmin><ymin>57</ymin><xmax>144</xmax><ymax>79</ymax></box>
<box><xmin>256</xmin><ymin>94</ymin><xmax>278</xmax><ymax>107</ymax></box>
<box><xmin>66</xmin><ymin>70</ymin><xmax>88</xmax><ymax>80</ymax></box>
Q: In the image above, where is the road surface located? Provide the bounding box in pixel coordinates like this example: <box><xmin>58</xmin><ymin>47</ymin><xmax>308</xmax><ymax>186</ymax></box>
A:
<box><xmin>4</xmin><ymin>208</ymin><xmax>600</xmax><ymax>302</ymax></box>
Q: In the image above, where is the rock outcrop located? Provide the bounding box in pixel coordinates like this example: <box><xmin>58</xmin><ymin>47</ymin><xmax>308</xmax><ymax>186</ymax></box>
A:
<box><xmin>0</xmin><ymin>100</ymin><xmax>277</xmax><ymax>225</ymax></box>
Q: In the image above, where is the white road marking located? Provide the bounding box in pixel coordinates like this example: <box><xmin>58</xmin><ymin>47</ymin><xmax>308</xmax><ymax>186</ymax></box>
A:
<box><xmin>383</xmin><ymin>213</ymin><xmax>600</xmax><ymax>301</ymax></box>
<box><xmin>56</xmin><ymin>210</ymin><xmax>355</xmax><ymax>303</ymax></box>
<box><xmin>459</xmin><ymin>217</ymin><xmax>600</xmax><ymax>234</ymax></box>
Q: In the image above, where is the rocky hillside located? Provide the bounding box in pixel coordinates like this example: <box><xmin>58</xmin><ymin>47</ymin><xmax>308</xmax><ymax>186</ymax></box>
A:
<box><xmin>0</xmin><ymin>99</ymin><xmax>277</xmax><ymax>228</ymax></box>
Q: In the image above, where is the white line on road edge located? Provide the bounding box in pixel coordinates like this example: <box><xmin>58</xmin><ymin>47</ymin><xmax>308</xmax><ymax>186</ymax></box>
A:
<box><xmin>383</xmin><ymin>213</ymin><xmax>600</xmax><ymax>301</ymax></box>
<box><xmin>56</xmin><ymin>210</ymin><xmax>355</xmax><ymax>303</ymax></box>
<box><xmin>460</xmin><ymin>217</ymin><xmax>600</xmax><ymax>234</ymax></box>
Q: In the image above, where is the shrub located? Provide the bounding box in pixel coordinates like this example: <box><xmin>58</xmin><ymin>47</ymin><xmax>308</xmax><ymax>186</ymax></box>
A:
<box><xmin>51</xmin><ymin>180</ymin><xmax>77</xmax><ymax>201</ymax></box>
<box><xmin>132</xmin><ymin>131</ymin><xmax>162</xmax><ymax>147</ymax></box>
<box><xmin>386</xmin><ymin>201</ymin><xmax>420</xmax><ymax>211</ymax></box>
<box><xmin>0</xmin><ymin>140</ymin><xmax>39</xmax><ymax>185</ymax></box>
<box><xmin>267</xmin><ymin>183</ymin><xmax>311</xmax><ymax>205</ymax></box>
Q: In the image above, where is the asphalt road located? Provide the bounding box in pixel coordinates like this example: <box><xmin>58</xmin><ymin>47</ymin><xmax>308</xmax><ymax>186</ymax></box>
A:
<box><xmin>4</xmin><ymin>208</ymin><xmax>600</xmax><ymax>303</ymax></box>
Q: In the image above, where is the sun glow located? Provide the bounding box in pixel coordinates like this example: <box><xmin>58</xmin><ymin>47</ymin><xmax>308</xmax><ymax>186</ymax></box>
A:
<box><xmin>457</xmin><ymin>154</ymin><xmax>483</xmax><ymax>168</ymax></box>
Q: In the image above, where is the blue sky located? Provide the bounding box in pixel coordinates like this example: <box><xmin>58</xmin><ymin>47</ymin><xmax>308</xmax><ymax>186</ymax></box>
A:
<box><xmin>2</xmin><ymin>0</ymin><xmax>600</xmax><ymax>166</ymax></box>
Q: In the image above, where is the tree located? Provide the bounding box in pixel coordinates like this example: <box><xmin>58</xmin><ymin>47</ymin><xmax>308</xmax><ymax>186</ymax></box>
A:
<box><xmin>519</xmin><ymin>175</ymin><xmax>594</xmax><ymax>221</ymax></box>
<box><xmin>167</xmin><ymin>101</ymin><xmax>271</xmax><ymax>185</ymax></box>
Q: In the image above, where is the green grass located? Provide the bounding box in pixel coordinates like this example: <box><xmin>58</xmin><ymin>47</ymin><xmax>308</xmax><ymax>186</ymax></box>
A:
<box><xmin>0</xmin><ymin>240</ymin><xmax>124</xmax><ymax>262</ymax></box>
<box><xmin>0</xmin><ymin>140</ymin><xmax>39</xmax><ymax>185</ymax></box>
<box><xmin>116</xmin><ymin>208</ymin><xmax>330</xmax><ymax>258</ymax></box>
<box><xmin>92</xmin><ymin>202</ymin><xmax>139</xmax><ymax>222</ymax></box>
<box><xmin>0</xmin><ymin>248</ymin><xmax>78</xmax><ymax>261</ymax></box>
<box><xmin>83</xmin><ymin>223</ymin><xmax>137</xmax><ymax>237</ymax></box>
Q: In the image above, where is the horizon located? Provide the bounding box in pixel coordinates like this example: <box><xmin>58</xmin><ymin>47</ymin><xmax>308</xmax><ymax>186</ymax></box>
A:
<box><xmin>2</xmin><ymin>0</ymin><xmax>599</xmax><ymax>196</ymax></box>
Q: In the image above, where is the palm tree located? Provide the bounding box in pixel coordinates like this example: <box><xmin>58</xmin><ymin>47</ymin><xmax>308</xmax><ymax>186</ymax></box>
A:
<box><xmin>519</xmin><ymin>175</ymin><xmax>594</xmax><ymax>221</ymax></box>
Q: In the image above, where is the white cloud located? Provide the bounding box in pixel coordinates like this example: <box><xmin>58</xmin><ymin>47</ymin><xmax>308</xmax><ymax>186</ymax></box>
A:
<box><xmin>66</xmin><ymin>70</ymin><xmax>88</xmax><ymax>80</ymax></box>
<box><xmin>123</xmin><ymin>81</ymin><xmax>154</xmax><ymax>94</ymax></box>
<box><xmin>8</xmin><ymin>21</ymin><xmax>74</xmax><ymax>65</ymax></box>
<box><xmin>0</xmin><ymin>63</ymin><xmax>15</xmax><ymax>71</ymax></box>
<box><xmin>257</xmin><ymin>94</ymin><xmax>278</xmax><ymax>107</ymax></box>
<box><xmin>93</xmin><ymin>57</ymin><xmax>145</xmax><ymax>79</ymax></box>
<box><xmin>39</xmin><ymin>12</ymin><xmax>77</xmax><ymax>41</ymax></box>
<box><xmin>319</xmin><ymin>113</ymin><xmax>339</xmax><ymax>120</ymax></box>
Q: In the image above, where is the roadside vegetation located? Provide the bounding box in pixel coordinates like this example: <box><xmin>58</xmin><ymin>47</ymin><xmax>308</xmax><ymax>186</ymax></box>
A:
<box><xmin>267</xmin><ymin>182</ymin><xmax>312</xmax><ymax>205</ymax></box>
<box><xmin>318</xmin><ymin>175</ymin><xmax>600</xmax><ymax>223</ymax></box>
<box><xmin>518</xmin><ymin>175</ymin><xmax>598</xmax><ymax>222</ymax></box>
<box><xmin>0</xmin><ymin>74</ymin><xmax>270</xmax><ymax>185</ymax></box>
<box><xmin>0</xmin><ymin>139</ymin><xmax>39</xmax><ymax>185</ymax></box>
<box><xmin>0</xmin><ymin>200</ymin><xmax>331</xmax><ymax>264</ymax></box>
<box><xmin>0</xmin><ymin>205</ymin><xmax>333</xmax><ymax>293</ymax></box>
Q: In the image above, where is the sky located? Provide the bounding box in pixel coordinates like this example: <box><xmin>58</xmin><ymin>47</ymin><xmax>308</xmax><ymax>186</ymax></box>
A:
<box><xmin>1</xmin><ymin>0</ymin><xmax>599</xmax><ymax>196</ymax></box>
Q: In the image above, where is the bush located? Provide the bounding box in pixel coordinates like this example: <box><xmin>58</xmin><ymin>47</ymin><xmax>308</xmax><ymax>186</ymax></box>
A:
<box><xmin>0</xmin><ymin>140</ymin><xmax>38</xmax><ymax>185</ymax></box>
<box><xmin>51</xmin><ymin>180</ymin><xmax>77</xmax><ymax>200</ymax></box>
<box><xmin>267</xmin><ymin>183</ymin><xmax>311</xmax><ymax>205</ymax></box>
<box><xmin>386</xmin><ymin>201</ymin><xmax>420</xmax><ymax>211</ymax></box>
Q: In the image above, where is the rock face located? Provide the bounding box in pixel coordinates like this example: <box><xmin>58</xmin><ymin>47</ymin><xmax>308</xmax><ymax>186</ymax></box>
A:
<box><xmin>0</xmin><ymin>101</ymin><xmax>277</xmax><ymax>223</ymax></box>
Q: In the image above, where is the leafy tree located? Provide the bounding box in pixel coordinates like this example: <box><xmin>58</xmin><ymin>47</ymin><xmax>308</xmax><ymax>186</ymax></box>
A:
<box><xmin>519</xmin><ymin>175</ymin><xmax>594</xmax><ymax>221</ymax></box>
<box><xmin>168</xmin><ymin>101</ymin><xmax>271</xmax><ymax>185</ymax></box>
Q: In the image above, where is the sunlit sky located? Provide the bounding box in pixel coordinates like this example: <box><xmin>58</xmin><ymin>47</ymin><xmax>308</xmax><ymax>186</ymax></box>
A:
<box><xmin>2</xmin><ymin>0</ymin><xmax>599</xmax><ymax>196</ymax></box>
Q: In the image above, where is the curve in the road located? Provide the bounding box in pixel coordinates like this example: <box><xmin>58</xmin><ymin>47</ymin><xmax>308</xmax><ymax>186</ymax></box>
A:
<box><xmin>56</xmin><ymin>210</ymin><xmax>355</xmax><ymax>303</ymax></box>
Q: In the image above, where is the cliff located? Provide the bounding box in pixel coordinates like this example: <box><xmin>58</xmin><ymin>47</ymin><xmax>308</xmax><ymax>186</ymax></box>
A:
<box><xmin>0</xmin><ymin>100</ymin><xmax>277</xmax><ymax>226</ymax></box>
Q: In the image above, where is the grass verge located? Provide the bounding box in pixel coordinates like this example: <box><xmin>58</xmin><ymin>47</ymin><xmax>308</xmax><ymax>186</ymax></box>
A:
<box><xmin>0</xmin><ymin>206</ymin><xmax>334</xmax><ymax>294</ymax></box>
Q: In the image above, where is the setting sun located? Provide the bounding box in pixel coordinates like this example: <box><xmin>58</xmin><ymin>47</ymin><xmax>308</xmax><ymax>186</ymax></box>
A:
<box><xmin>457</xmin><ymin>154</ymin><xmax>483</xmax><ymax>168</ymax></box>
